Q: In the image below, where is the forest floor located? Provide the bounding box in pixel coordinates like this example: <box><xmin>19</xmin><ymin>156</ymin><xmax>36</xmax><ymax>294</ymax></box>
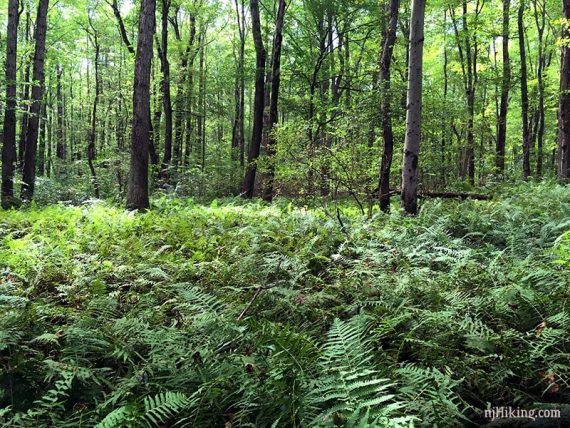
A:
<box><xmin>1</xmin><ymin>182</ymin><xmax>570</xmax><ymax>427</ymax></box>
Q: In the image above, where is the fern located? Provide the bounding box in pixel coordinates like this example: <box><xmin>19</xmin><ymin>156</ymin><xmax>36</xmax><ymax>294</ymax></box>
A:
<box><xmin>96</xmin><ymin>391</ymin><xmax>194</xmax><ymax>428</ymax></box>
<box><xmin>306</xmin><ymin>316</ymin><xmax>405</xmax><ymax>426</ymax></box>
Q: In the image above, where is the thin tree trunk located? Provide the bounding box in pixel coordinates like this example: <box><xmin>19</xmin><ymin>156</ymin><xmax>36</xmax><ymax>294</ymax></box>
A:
<box><xmin>241</xmin><ymin>0</ymin><xmax>266</xmax><ymax>198</ymax></box>
<box><xmin>18</xmin><ymin>11</ymin><xmax>31</xmax><ymax>167</ymax></box>
<box><xmin>126</xmin><ymin>0</ymin><xmax>156</xmax><ymax>210</ymax></box>
<box><xmin>559</xmin><ymin>0</ymin><xmax>570</xmax><ymax>180</ymax></box>
<box><xmin>56</xmin><ymin>65</ymin><xmax>65</xmax><ymax>159</ymax></box>
<box><xmin>262</xmin><ymin>0</ymin><xmax>286</xmax><ymax>201</ymax></box>
<box><xmin>401</xmin><ymin>0</ymin><xmax>425</xmax><ymax>215</ymax></box>
<box><xmin>518</xmin><ymin>0</ymin><xmax>531</xmax><ymax>179</ymax></box>
<box><xmin>87</xmin><ymin>20</ymin><xmax>101</xmax><ymax>198</ymax></box>
<box><xmin>1</xmin><ymin>0</ymin><xmax>19</xmax><ymax>208</ymax></box>
<box><xmin>496</xmin><ymin>0</ymin><xmax>510</xmax><ymax>175</ymax></box>
<box><xmin>378</xmin><ymin>0</ymin><xmax>400</xmax><ymax>212</ymax></box>
<box><xmin>173</xmin><ymin>13</ymin><xmax>195</xmax><ymax>166</ymax></box>
<box><xmin>38</xmin><ymin>90</ymin><xmax>47</xmax><ymax>176</ymax></box>
<box><xmin>232</xmin><ymin>0</ymin><xmax>246</xmax><ymax>175</ymax></box>
<box><xmin>158</xmin><ymin>0</ymin><xmax>173</xmax><ymax>180</ymax></box>
<box><xmin>533</xmin><ymin>0</ymin><xmax>546</xmax><ymax>178</ymax></box>
<box><xmin>21</xmin><ymin>0</ymin><xmax>49</xmax><ymax>201</ymax></box>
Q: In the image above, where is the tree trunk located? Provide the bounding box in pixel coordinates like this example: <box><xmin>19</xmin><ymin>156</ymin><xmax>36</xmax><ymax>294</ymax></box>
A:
<box><xmin>56</xmin><ymin>65</ymin><xmax>65</xmax><ymax>159</ymax></box>
<box><xmin>1</xmin><ymin>0</ymin><xmax>19</xmax><ymax>208</ymax></box>
<box><xmin>232</xmin><ymin>0</ymin><xmax>246</xmax><ymax>175</ymax></box>
<box><xmin>495</xmin><ymin>0</ymin><xmax>510</xmax><ymax>175</ymax></box>
<box><xmin>87</xmin><ymin>21</ymin><xmax>101</xmax><ymax>199</ymax></box>
<box><xmin>18</xmin><ymin>11</ymin><xmax>31</xmax><ymax>167</ymax></box>
<box><xmin>21</xmin><ymin>0</ymin><xmax>49</xmax><ymax>201</ymax></box>
<box><xmin>108</xmin><ymin>0</ymin><xmax>158</xmax><ymax>166</ymax></box>
<box><xmin>158</xmin><ymin>0</ymin><xmax>173</xmax><ymax>180</ymax></box>
<box><xmin>173</xmin><ymin>13</ymin><xmax>196</xmax><ymax>166</ymax></box>
<box><xmin>37</xmin><ymin>90</ymin><xmax>47</xmax><ymax>177</ymax></box>
<box><xmin>518</xmin><ymin>0</ymin><xmax>531</xmax><ymax>179</ymax></box>
<box><xmin>126</xmin><ymin>0</ymin><xmax>156</xmax><ymax>210</ymax></box>
<box><xmin>533</xmin><ymin>0</ymin><xmax>546</xmax><ymax>178</ymax></box>
<box><xmin>401</xmin><ymin>0</ymin><xmax>425</xmax><ymax>215</ymax></box>
<box><xmin>262</xmin><ymin>0</ymin><xmax>286</xmax><ymax>201</ymax></box>
<box><xmin>559</xmin><ymin>0</ymin><xmax>570</xmax><ymax>181</ymax></box>
<box><xmin>241</xmin><ymin>0</ymin><xmax>266</xmax><ymax>198</ymax></box>
<box><xmin>378</xmin><ymin>0</ymin><xmax>400</xmax><ymax>212</ymax></box>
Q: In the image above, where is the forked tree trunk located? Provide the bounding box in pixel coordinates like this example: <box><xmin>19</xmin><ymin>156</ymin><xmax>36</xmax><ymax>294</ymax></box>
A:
<box><xmin>401</xmin><ymin>0</ymin><xmax>425</xmax><ymax>215</ymax></box>
<box><xmin>1</xmin><ymin>0</ymin><xmax>19</xmax><ymax>208</ymax></box>
<box><xmin>126</xmin><ymin>0</ymin><xmax>156</xmax><ymax>210</ymax></box>
<box><xmin>21</xmin><ymin>0</ymin><xmax>49</xmax><ymax>201</ymax></box>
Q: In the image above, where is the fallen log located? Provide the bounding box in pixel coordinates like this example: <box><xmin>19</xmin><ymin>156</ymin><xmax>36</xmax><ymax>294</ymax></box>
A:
<box><xmin>374</xmin><ymin>188</ymin><xmax>491</xmax><ymax>201</ymax></box>
<box><xmin>418</xmin><ymin>191</ymin><xmax>491</xmax><ymax>200</ymax></box>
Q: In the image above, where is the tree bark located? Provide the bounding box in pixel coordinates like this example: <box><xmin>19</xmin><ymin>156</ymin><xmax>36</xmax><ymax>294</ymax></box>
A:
<box><xmin>87</xmin><ymin>19</ymin><xmax>101</xmax><ymax>199</ymax></box>
<box><xmin>232</xmin><ymin>0</ymin><xmax>246</xmax><ymax>173</ymax></box>
<box><xmin>262</xmin><ymin>0</ymin><xmax>286</xmax><ymax>201</ymax></box>
<box><xmin>56</xmin><ymin>65</ymin><xmax>65</xmax><ymax>159</ymax></box>
<box><xmin>401</xmin><ymin>0</ymin><xmax>425</xmax><ymax>215</ymax></box>
<box><xmin>495</xmin><ymin>0</ymin><xmax>510</xmax><ymax>175</ymax></box>
<box><xmin>126</xmin><ymin>0</ymin><xmax>156</xmax><ymax>210</ymax></box>
<box><xmin>109</xmin><ymin>0</ymin><xmax>135</xmax><ymax>55</ymax></box>
<box><xmin>559</xmin><ymin>0</ymin><xmax>570</xmax><ymax>181</ymax></box>
<box><xmin>378</xmin><ymin>0</ymin><xmax>400</xmax><ymax>212</ymax></box>
<box><xmin>108</xmin><ymin>0</ymin><xmax>159</xmax><ymax>166</ymax></box>
<box><xmin>158</xmin><ymin>0</ymin><xmax>173</xmax><ymax>180</ymax></box>
<box><xmin>241</xmin><ymin>0</ymin><xmax>266</xmax><ymax>198</ymax></box>
<box><xmin>21</xmin><ymin>0</ymin><xmax>49</xmax><ymax>201</ymax></box>
<box><xmin>172</xmin><ymin>13</ymin><xmax>196</xmax><ymax>166</ymax></box>
<box><xmin>518</xmin><ymin>1</ymin><xmax>531</xmax><ymax>179</ymax></box>
<box><xmin>1</xmin><ymin>0</ymin><xmax>19</xmax><ymax>208</ymax></box>
<box><xmin>18</xmin><ymin>11</ymin><xmax>31</xmax><ymax>167</ymax></box>
<box><xmin>533</xmin><ymin>0</ymin><xmax>546</xmax><ymax>178</ymax></box>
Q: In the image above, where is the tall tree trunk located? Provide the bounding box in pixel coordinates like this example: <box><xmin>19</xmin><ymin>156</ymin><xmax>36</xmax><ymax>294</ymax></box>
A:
<box><xmin>463</xmin><ymin>1</ymin><xmax>475</xmax><ymax>184</ymax></box>
<box><xmin>533</xmin><ymin>0</ymin><xmax>546</xmax><ymax>178</ymax></box>
<box><xmin>87</xmin><ymin>21</ymin><xmax>101</xmax><ymax>199</ymax></box>
<box><xmin>232</xmin><ymin>0</ymin><xmax>246</xmax><ymax>174</ymax></box>
<box><xmin>199</xmin><ymin>33</ymin><xmax>206</xmax><ymax>173</ymax></box>
<box><xmin>56</xmin><ymin>65</ymin><xmax>65</xmax><ymax>159</ymax></box>
<box><xmin>1</xmin><ymin>0</ymin><xmax>19</xmax><ymax>208</ymax></box>
<box><xmin>241</xmin><ymin>0</ymin><xmax>266</xmax><ymax>198</ymax></box>
<box><xmin>518</xmin><ymin>0</ymin><xmax>531</xmax><ymax>179</ymax></box>
<box><xmin>262</xmin><ymin>0</ymin><xmax>286</xmax><ymax>201</ymax></box>
<box><xmin>126</xmin><ymin>0</ymin><xmax>156</xmax><ymax>210</ymax></box>
<box><xmin>37</xmin><ymin>90</ymin><xmax>47</xmax><ymax>176</ymax></box>
<box><xmin>495</xmin><ymin>0</ymin><xmax>510</xmax><ymax>175</ymax></box>
<box><xmin>173</xmin><ymin>13</ymin><xmax>196</xmax><ymax>166</ymax></box>
<box><xmin>158</xmin><ymin>0</ymin><xmax>173</xmax><ymax>180</ymax></box>
<box><xmin>108</xmin><ymin>0</ymin><xmax>159</xmax><ymax>166</ymax></box>
<box><xmin>21</xmin><ymin>0</ymin><xmax>49</xmax><ymax>201</ymax></box>
<box><xmin>18</xmin><ymin>11</ymin><xmax>31</xmax><ymax>167</ymax></box>
<box><xmin>378</xmin><ymin>0</ymin><xmax>400</xmax><ymax>212</ymax></box>
<box><xmin>559</xmin><ymin>0</ymin><xmax>570</xmax><ymax>181</ymax></box>
<box><xmin>401</xmin><ymin>0</ymin><xmax>425</xmax><ymax>215</ymax></box>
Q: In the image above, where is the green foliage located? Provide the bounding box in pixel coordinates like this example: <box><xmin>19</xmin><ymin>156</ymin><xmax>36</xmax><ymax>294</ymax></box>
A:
<box><xmin>0</xmin><ymin>183</ymin><xmax>569</xmax><ymax>426</ymax></box>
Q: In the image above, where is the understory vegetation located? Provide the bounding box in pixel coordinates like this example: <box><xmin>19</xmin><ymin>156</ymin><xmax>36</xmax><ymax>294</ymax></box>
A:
<box><xmin>0</xmin><ymin>182</ymin><xmax>569</xmax><ymax>427</ymax></box>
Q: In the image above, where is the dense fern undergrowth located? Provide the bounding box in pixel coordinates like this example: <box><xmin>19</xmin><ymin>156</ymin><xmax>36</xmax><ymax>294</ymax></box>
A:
<box><xmin>0</xmin><ymin>182</ymin><xmax>569</xmax><ymax>427</ymax></box>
